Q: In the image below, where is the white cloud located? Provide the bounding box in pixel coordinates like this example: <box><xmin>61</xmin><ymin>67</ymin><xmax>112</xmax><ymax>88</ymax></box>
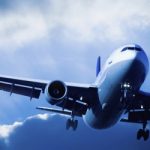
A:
<box><xmin>0</xmin><ymin>9</ymin><xmax>48</xmax><ymax>50</ymax></box>
<box><xmin>0</xmin><ymin>113</ymin><xmax>149</xmax><ymax>150</ymax></box>
<box><xmin>28</xmin><ymin>113</ymin><xmax>49</xmax><ymax>120</ymax></box>
<box><xmin>0</xmin><ymin>122</ymin><xmax>22</xmax><ymax>138</ymax></box>
<box><xmin>0</xmin><ymin>113</ymin><xmax>69</xmax><ymax>150</ymax></box>
<box><xmin>0</xmin><ymin>0</ymin><xmax>150</xmax><ymax>51</ymax></box>
<box><xmin>0</xmin><ymin>114</ymin><xmax>49</xmax><ymax>139</ymax></box>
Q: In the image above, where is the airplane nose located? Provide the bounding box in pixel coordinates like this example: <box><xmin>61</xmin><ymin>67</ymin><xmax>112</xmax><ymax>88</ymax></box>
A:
<box><xmin>135</xmin><ymin>50</ymin><xmax>149</xmax><ymax>75</ymax></box>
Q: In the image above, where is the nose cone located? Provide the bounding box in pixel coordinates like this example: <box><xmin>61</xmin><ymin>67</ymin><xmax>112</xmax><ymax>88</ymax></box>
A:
<box><xmin>134</xmin><ymin>44</ymin><xmax>143</xmax><ymax>49</ymax></box>
<box><xmin>135</xmin><ymin>48</ymin><xmax>149</xmax><ymax>75</ymax></box>
<box><xmin>125</xmin><ymin>44</ymin><xmax>149</xmax><ymax>75</ymax></box>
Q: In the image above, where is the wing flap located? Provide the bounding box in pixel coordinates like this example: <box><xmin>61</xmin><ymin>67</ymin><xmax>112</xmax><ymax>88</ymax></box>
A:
<box><xmin>36</xmin><ymin>107</ymin><xmax>73</xmax><ymax>116</ymax></box>
<box><xmin>127</xmin><ymin>91</ymin><xmax>150</xmax><ymax>110</ymax></box>
<box><xmin>56</xmin><ymin>98</ymin><xmax>88</xmax><ymax>116</ymax></box>
<box><xmin>0</xmin><ymin>75</ymin><xmax>47</xmax><ymax>92</ymax></box>
<box><xmin>0</xmin><ymin>82</ymin><xmax>41</xmax><ymax>99</ymax></box>
<box><xmin>66</xmin><ymin>83</ymin><xmax>98</xmax><ymax>106</ymax></box>
<box><xmin>121</xmin><ymin>111</ymin><xmax>150</xmax><ymax>123</ymax></box>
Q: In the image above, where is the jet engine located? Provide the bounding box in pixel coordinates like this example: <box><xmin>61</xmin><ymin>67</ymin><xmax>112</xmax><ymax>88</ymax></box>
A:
<box><xmin>45</xmin><ymin>80</ymin><xmax>67</xmax><ymax>103</ymax></box>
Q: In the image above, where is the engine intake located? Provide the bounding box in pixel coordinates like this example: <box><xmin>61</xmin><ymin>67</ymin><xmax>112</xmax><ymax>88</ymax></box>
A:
<box><xmin>45</xmin><ymin>80</ymin><xmax>67</xmax><ymax>102</ymax></box>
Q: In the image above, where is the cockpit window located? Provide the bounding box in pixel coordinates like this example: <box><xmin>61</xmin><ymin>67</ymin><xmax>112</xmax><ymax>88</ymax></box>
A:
<box><xmin>135</xmin><ymin>47</ymin><xmax>142</xmax><ymax>51</ymax></box>
<box><xmin>121</xmin><ymin>47</ymin><xmax>142</xmax><ymax>52</ymax></box>
<box><xmin>121</xmin><ymin>47</ymin><xmax>127</xmax><ymax>51</ymax></box>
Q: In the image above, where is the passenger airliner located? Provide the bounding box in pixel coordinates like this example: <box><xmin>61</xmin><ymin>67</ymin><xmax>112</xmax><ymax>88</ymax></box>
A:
<box><xmin>0</xmin><ymin>44</ymin><xmax>150</xmax><ymax>141</ymax></box>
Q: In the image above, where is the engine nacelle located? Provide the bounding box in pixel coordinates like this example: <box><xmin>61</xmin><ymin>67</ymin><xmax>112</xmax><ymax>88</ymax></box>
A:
<box><xmin>45</xmin><ymin>80</ymin><xmax>67</xmax><ymax>103</ymax></box>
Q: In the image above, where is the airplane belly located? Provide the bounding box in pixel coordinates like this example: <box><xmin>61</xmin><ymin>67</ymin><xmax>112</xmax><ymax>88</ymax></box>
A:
<box><xmin>84</xmin><ymin>58</ymin><xmax>147</xmax><ymax>129</ymax></box>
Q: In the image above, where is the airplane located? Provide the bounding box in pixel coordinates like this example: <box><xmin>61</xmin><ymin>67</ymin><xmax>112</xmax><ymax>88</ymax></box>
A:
<box><xmin>0</xmin><ymin>44</ymin><xmax>150</xmax><ymax>141</ymax></box>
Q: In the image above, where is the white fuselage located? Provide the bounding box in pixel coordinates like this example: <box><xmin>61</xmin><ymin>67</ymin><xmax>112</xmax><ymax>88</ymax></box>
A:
<box><xmin>84</xmin><ymin>44</ymin><xmax>149</xmax><ymax>129</ymax></box>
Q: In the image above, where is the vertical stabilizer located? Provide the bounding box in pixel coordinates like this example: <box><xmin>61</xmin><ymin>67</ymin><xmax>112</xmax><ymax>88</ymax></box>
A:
<box><xmin>96</xmin><ymin>56</ymin><xmax>101</xmax><ymax>77</ymax></box>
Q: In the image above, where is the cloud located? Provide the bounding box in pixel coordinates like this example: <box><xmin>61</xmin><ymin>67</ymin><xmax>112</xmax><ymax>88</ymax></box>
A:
<box><xmin>0</xmin><ymin>0</ymin><xmax>150</xmax><ymax>51</ymax></box>
<box><xmin>0</xmin><ymin>113</ymin><xmax>150</xmax><ymax>150</ymax></box>
<box><xmin>0</xmin><ymin>9</ymin><xmax>48</xmax><ymax>50</ymax></box>
<box><xmin>0</xmin><ymin>1</ymin><xmax>150</xmax><ymax>148</ymax></box>
<box><xmin>0</xmin><ymin>122</ymin><xmax>22</xmax><ymax>139</ymax></box>
<box><xmin>0</xmin><ymin>114</ymin><xmax>51</xmax><ymax>149</ymax></box>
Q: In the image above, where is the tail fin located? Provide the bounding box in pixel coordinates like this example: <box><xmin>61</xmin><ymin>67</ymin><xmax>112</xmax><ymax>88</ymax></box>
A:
<box><xmin>96</xmin><ymin>56</ymin><xmax>101</xmax><ymax>77</ymax></box>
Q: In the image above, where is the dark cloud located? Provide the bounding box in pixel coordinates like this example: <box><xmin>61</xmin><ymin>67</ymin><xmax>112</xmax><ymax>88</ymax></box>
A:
<box><xmin>0</xmin><ymin>114</ymin><xmax>150</xmax><ymax>150</ymax></box>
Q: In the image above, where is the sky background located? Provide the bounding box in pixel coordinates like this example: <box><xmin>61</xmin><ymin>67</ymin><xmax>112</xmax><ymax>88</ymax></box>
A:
<box><xmin>0</xmin><ymin>0</ymin><xmax>150</xmax><ymax>149</ymax></box>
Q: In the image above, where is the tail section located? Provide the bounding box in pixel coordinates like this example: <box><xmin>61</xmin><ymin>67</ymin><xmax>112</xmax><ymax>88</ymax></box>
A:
<box><xmin>96</xmin><ymin>56</ymin><xmax>101</xmax><ymax>77</ymax></box>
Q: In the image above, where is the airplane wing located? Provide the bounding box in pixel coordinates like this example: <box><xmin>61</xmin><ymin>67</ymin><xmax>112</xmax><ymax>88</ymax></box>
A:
<box><xmin>121</xmin><ymin>91</ymin><xmax>150</xmax><ymax>123</ymax></box>
<box><xmin>127</xmin><ymin>91</ymin><xmax>150</xmax><ymax>110</ymax></box>
<box><xmin>0</xmin><ymin>75</ymin><xmax>99</xmax><ymax>117</ymax></box>
<box><xmin>0</xmin><ymin>75</ymin><xmax>48</xmax><ymax>99</ymax></box>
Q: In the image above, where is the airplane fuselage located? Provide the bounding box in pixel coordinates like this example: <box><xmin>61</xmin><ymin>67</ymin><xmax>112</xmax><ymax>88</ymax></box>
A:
<box><xmin>84</xmin><ymin>44</ymin><xmax>149</xmax><ymax>129</ymax></box>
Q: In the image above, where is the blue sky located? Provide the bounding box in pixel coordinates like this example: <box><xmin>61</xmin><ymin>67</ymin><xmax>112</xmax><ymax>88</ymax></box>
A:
<box><xmin>0</xmin><ymin>0</ymin><xmax>150</xmax><ymax>149</ymax></box>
